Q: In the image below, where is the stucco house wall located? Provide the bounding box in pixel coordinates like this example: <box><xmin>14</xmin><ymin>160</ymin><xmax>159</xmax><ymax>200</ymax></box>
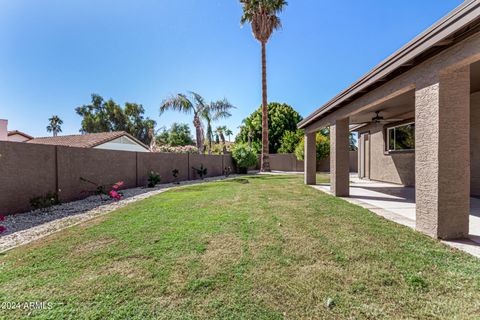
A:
<box><xmin>471</xmin><ymin>92</ymin><xmax>480</xmax><ymax>195</ymax></box>
<box><xmin>356</xmin><ymin>92</ymin><xmax>480</xmax><ymax>190</ymax></box>
<box><xmin>357</xmin><ymin>124</ymin><xmax>415</xmax><ymax>186</ymax></box>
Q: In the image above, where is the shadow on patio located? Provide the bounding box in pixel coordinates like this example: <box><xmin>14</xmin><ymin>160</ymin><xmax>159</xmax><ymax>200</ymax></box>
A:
<box><xmin>313</xmin><ymin>173</ymin><xmax>480</xmax><ymax>257</ymax></box>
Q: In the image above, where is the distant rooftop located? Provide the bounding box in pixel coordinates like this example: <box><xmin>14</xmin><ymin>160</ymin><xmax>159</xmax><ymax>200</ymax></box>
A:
<box><xmin>27</xmin><ymin>131</ymin><xmax>147</xmax><ymax>149</ymax></box>
<box><xmin>7</xmin><ymin>130</ymin><xmax>33</xmax><ymax>139</ymax></box>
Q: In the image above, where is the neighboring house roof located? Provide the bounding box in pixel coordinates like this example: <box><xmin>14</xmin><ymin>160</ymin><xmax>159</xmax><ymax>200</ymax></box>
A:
<box><xmin>27</xmin><ymin>131</ymin><xmax>149</xmax><ymax>150</ymax></box>
<box><xmin>7</xmin><ymin>130</ymin><xmax>33</xmax><ymax>140</ymax></box>
<box><xmin>298</xmin><ymin>0</ymin><xmax>480</xmax><ymax>129</ymax></box>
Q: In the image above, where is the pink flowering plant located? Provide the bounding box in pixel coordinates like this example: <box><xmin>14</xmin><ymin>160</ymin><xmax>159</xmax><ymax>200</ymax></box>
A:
<box><xmin>80</xmin><ymin>177</ymin><xmax>124</xmax><ymax>201</ymax></box>
<box><xmin>109</xmin><ymin>181</ymin><xmax>124</xmax><ymax>200</ymax></box>
<box><xmin>0</xmin><ymin>214</ymin><xmax>7</xmax><ymax>234</ymax></box>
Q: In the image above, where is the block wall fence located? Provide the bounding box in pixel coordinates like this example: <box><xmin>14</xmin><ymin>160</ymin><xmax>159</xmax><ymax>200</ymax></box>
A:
<box><xmin>0</xmin><ymin>141</ymin><xmax>235</xmax><ymax>214</ymax></box>
<box><xmin>0</xmin><ymin>141</ymin><xmax>357</xmax><ymax>214</ymax></box>
<box><xmin>256</xmin><ymin>152</ymin><xmax>358</xmax><ymax>173</ymax></box>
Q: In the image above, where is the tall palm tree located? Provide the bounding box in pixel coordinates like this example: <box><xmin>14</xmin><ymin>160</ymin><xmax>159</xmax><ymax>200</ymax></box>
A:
<box><xmin>216</xmin><ymin>125</ymin><xmax>228</xmax><ymax>154</ymax></box>
<box><xmin>201</xmin><ymin>100</ymin><xmax>235</xmax><ymax>154</ymax></box>
<box><xmin>46</xmin><ymin>115</ymin><xmax>63</xmax><ymax>137</ymax></box>
<box><xmin>160</xmin><ymin>92</ymin><xmax>234</xmax><ymax>154</ymax></box>
<box><xmin>225</xmin><ymin>128</ymin><xmax>233</xmax><ymax>142</ymax></box>
<box><xmin>240</xmin><ymin>0</ymin><xmax>287</xmax><ymax>172</ymax></box>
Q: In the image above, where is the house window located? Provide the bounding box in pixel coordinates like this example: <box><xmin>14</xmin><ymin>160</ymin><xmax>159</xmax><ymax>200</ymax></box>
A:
<box><xmin>387</xmin><ymin>122</ymin><xmax>415</xmax><ymax>151</ymax></box>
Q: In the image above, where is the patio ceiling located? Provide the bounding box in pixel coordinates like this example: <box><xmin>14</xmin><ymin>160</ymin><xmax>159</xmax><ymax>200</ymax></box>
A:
<box><xmin>299</xmin><ymin>0</ymin><xmax>480</xmax><ymax>130</ymax></box>
<box><xmin>349</xmin><ymin>90</ymin><xmax>414</xmax><ymax>125</ymax></box>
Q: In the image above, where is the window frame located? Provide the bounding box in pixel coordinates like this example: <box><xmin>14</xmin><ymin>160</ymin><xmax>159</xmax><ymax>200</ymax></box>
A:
<box><xmin>385</xmin><ymin>121</ymin><xmax>415</xmax><ymax>152</ymax></box>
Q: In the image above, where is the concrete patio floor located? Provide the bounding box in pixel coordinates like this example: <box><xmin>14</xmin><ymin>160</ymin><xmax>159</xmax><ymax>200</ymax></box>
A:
<box><xmin>312</xmin><ymin>174</ymin><xmax>480</xmax><ymax>258</ymax></box>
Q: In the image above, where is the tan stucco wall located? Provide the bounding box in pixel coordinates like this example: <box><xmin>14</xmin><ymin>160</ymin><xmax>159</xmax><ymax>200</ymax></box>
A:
<box><xmin>357</xmin><ymin>91</ymin><xmax>479</xmax><ymax>190</ymax></box>
<box><xmin>0</xmin><ymin>142</ymin><xmax>57</xmax><ymax>214</ymax></box>
<box><xmin>471</xmin><ymin>92</ymin><xmax>480</xmax><ymax>195</ymax></box>
<box><xmin>0</xmin><ymin>141</ymin><xmax>233</xmax><ymax>214</ymax></box>
<box><xmin>254</xmin><ymin>152</ymin><xmax>358</xmax><ymax>173</ymax></box>
<box><xmin>358</xmin><ymin>124</ymin><xmax>415</xmax><ymax>186</ymax></box>
<box><xmin>57</xmin><ymin>146</ymin><xmax>138</xmax><ymax>202</ymax></box>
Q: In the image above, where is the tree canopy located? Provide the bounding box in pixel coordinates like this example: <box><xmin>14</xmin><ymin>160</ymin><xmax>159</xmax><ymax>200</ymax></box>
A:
<box><xmin>156</xmin><ymin>123</ymin><xmax>194</xmax><ymax>147</ymax></box>
<box><xmin>236</xmin><ymin>102</ymin><xmax>302</xmax><ymax>154</ymax></box>
<box><xmin>47</xmin><ymin>115</ymin><xmax>63</xmax><ymax>137</ymax></box>
<box><xmin>160</xmin><ymin>92</ymin><xmax>234</xmax><ymax>154</ymax></box>
<box><xmin>76</xmin><ymin>94</ymin><xmax>155</xmax><ymax>145</ymax></box>
<box><xmin>295</xmin><ymin>131</ymin><xmax>330</xmax><ymax>161</ymax></box>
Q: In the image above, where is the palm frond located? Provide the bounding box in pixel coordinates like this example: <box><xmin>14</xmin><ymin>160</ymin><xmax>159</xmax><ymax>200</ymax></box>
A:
<box><xmin>240</xmin><ymin>0</ymin><xmax>287</xmax><ymax>40</ymax></box>
<box><xmin>189</xmin><ymin>91</ymin><xmax>207</xmax><ymax>112</ymax></box>
<box><xmin>160</xmin><ymin>94</ymin><xmax>195</xmax><ymax>115</ymax></box>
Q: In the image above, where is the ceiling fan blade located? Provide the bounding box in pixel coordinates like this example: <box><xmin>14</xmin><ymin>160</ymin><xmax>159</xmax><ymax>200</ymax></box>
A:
<box><xmin>381</xmin><ymin>118</ymin><xmax>405</xmax><ymax>122</ymax></box>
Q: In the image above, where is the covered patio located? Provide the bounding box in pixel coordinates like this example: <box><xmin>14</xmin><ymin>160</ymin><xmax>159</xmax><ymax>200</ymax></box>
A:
<box><xmin>299</xmin><ymin>2</ymin><xmax>480</xmax><ymax>246</ymax></box>
<box><xmin>313</xmin><ymin>174</ymin><xmax>480</xmax><ymax>257</ymax></box>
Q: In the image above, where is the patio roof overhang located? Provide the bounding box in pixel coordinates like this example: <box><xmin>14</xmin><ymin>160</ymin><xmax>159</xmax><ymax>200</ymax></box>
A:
<box><xmin>298</xmin><ymin>0</ymin><xmax>480</xmax><ymax>130</ymax></box>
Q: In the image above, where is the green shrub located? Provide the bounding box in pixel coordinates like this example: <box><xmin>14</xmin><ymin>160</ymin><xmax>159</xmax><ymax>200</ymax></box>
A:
<box><xmin>30</xmin><ymin>192</ymin><xmax>60</xmax><ymax>211</ymax></box>
<box><xmin>295</xmin><ymin>132</ymin><xmax>330</xmax><ymax>160</ymax></box>
<box><xmin>147</xmin><ymin>170</ymin><xmax>161</xmax><ymax>188</ymax></box>
<box><xmin>232</xmin><ymin>143</ymin><xmax>257</xmax><ymax>173</ymax></box>
<box><xmin>192</xmin><ymin>164</ymin><xmax>208</xmax><ymax>179</ymax></box>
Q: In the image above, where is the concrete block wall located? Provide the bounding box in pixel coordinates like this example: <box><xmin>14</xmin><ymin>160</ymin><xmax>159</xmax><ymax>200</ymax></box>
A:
<box><xmin>189</xmin><ymin>154</ymin><xmax>224</xmax><ymax>179</ymax></box>
<box><xmin>137</xmin><ymin>153</ymin><xmax>189</xmax><ymax>185</ymax></box>
<box><xmin>0</xmin><ymin>141</ymin><xmax>233</xmax><ymax>214</ymax></box>
<box><xmin>258</xmin><ymin>152</ymin><xmax>358</xmax><ymax>173</ymax></box>
<box><xmin>0</xmin><ymin>142</ymin><xmax>57</xmax><ymax>214</ymax></box>
<box><xmin>57</xmin><ymin>147</ymin><xmax>138</xmax><ymax>202</ymax></box>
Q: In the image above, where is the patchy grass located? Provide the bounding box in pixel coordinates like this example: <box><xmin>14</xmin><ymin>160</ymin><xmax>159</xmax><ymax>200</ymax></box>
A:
<box><xmin>1</xmin><ymin>174</ymin><xmax>480</xmax><ymax>319</ymax></box>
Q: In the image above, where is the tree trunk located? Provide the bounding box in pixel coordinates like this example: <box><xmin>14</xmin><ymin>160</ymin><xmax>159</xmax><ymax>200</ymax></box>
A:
<box><xmin>193</xmin><ymin>115</ymin><xmax>203</xmax><ymax>154</ymax></box>
<box><xmin>219</xmin><ymin>132</ymin><xmax>227</xmax><ymax>154</ymax></box>
<box><xmin>207</xmin><ymin>124</ymin><xmax>212</xmax><ymax>155</ymax></box>
<box><xmin>260</xmin><ymin>41</ymin><xmax>270</xmax><ymax>172</ymax></box>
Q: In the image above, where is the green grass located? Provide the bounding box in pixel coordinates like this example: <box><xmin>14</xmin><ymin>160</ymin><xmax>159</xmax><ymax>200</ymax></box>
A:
<box><xmin>1</xmin><ymin>174</ymin><xmax>480</xmax><ymax>319</ymax></box>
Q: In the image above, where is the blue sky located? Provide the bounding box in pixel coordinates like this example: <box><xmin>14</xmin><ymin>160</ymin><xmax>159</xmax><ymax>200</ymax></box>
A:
<box><xmin>0</xmin><ymin>0</ymin><xmax>463</xmax><ymax>138</ymax></box>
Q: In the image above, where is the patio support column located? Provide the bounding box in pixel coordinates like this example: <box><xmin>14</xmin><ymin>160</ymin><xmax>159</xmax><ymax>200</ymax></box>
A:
<box><xmin>415</xmin><ymin>65</ymin><xmax>470</xmax><ymax>239</ymax></box>
<box><xmin>304</xmin><ymin>131</ymin><xmax>316</xmax><ymax>185</ymax></box>
<box><xmin>330</xmin><ymin>118</ymin><xmax>350</xmax><ymax>196</ymax></box>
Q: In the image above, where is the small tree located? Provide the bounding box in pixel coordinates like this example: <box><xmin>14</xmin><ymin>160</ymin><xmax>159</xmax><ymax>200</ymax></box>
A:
<box><xmin>232</xmin><ymin>143</ymin><xmax>257</xmax><ymax>174</ymax></box>
<box><xmin>156</xmin><ymin>123</ymin><xmax>194</xmax><ymax>147</ymax></box>
<box><xmin>295</xmin><ymin>132</ymin><xmax>330</xmax><ymax>161</ymax></box>
<box><xmin>236</xmin><ymin>103</ymin><xmax>302</xmax><ymax>154</ymax></box>
<box><xmin>278</xmin><ymin>130</ymin><xmax>303</xmax><ymax>154</ymax></box>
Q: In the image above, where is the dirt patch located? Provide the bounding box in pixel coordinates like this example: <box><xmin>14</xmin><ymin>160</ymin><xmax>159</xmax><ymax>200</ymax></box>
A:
<box><xmin>73</xmin><ymin>237</ymin><xmax>117</xmax><ymax>255</ymax></box>
<box><xmin>200</xmin><ymin>234</ymin><xmax>243</xmax><ymax>275</ymax></box>
<box><xmin>100</xmin><ymin>258</ymin><xmax>150</xmax><ymax>280</ymax></box>
<box><xmin>225</xmin><ymin>178</ymin><xmax>250</xmax><ymax>184</ymax></box>
<box><xmin>169</xmin><ymin>255</ymin><xmax>199</xmax><ymax>290</ymax></box>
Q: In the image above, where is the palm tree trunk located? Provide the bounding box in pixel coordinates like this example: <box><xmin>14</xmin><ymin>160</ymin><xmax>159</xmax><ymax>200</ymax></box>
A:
<box><xmin>220</xmin><ymin>132</ymin><xmax>227</xmax><ymax>154</ymax></box>
<box><xmin>207</xmin><ymin>123</ymin><xmax>212</xmax><ymax>155</ymax></box>
<box><xmin>193</xmin><ymin>115</ymin><xmax>203</xmax><ymax>154</ymax></box>
<box><xmin>261</xmin><ymin>41</ymin><xmax>270</xmax><ymax>172</ymax></box>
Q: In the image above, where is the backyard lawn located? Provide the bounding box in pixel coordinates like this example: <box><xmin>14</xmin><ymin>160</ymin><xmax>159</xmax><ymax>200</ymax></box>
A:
<box><xmin>1</xmin><ymin>174</ymin><xmax>480</xmax><ymax>319</ymax></box>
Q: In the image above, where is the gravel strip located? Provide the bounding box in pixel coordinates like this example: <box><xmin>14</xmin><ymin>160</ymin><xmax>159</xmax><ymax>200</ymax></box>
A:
<box><xmin>0</xmin><ymin>175</ymin><xmax>242</xmax><ymax>253</ymax></box>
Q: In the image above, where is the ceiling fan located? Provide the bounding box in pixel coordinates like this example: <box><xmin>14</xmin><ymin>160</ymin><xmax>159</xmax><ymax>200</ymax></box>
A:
<box><xmin>370</xmin><ymin>111</ymin><xmax>404</xmax><ymax>124</ymax></box>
